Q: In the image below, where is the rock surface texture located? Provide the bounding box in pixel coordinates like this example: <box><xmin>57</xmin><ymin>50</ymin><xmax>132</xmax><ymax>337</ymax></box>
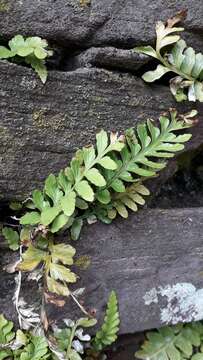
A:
<box><xmin>0</xmin><ymin>0</ymin><xmax>203</xmax><ymax>335</ymax></box>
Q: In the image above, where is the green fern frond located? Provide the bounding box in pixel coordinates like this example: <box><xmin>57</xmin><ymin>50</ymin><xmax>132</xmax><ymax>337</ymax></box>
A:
<box><xmin>2</xmin><ymin>227</ymin><xmax>20</xmax><ymax>251</ymax></box>
<box><xmin>93</xmin><ymin>291</ymin><xmax>120</xmax><ymax>352</ymax></box>
<box><xmin>0</xmin><ymin>314</ymin><xmax>15</xmax><ymax>345</ymax></box>
<box><xmin>0</xmin><ymin>35</ymin><xmax>53</xmax><ymax>83</ymax></box>
<box><xmin>17</xmin><ymin>335</ymin><xmax>49</xmax><ymax>360</ymax></box>
<box><xmin>19</xmin><ymin>109</ymin><xmax>194</xmax><ymax>235</ymax></box>
<box><xmin>134</xmin><ymin>12</ymin><xmax>203</xmax><ymax>102</ymax></box>
<box><xmin>135</xmin><ymin>322</ymin><xmax>203</xmax><ymax>360</ymax></box>
<box><xmin>109</xmin><ymin>182</ymin><xmax>150</xmax><ymax>219</ymax></box>
<box><xmin>18</xmin><ymin>242</ymin><xmax>77</xmax><ymax>297</ymax></box>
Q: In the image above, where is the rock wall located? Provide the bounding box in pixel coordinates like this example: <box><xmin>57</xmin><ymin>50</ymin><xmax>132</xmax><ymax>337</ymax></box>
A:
<box><xmin>0</xmin><ymin>0</ymin><xmax>203</xmax><ymax>335</ymax></box>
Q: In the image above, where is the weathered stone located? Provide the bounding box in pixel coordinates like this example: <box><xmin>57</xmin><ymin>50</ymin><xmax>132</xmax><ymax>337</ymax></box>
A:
<box><xmin>1</xmin><ymin>207</ymin><xmax>203</xmax><ymax>333</ymax></box>
<box><xmin>66</xmin><ymin>47</ymin><xmax>149</xmax><ymax>72</ymax></box>
<box><xmin>0</xmin><ymin>61</ymin><xmax>202</xmax><ymax>200</ymax></box>
<box><xmin>0</xmin><ymin>0</ymin><xmax>202</xmax><ymax>51</ymax></box>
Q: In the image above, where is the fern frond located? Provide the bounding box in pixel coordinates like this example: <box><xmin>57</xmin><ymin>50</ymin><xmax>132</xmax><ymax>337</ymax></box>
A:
<box><xmin>135</xmin><ymin>322</ymin><xmax>203</xmax><ymax>360</ymax></box>
<box><xmin>134</xmin><ymin>12</ymin><xmax>203</xmax><ymax>102</ymax></box>
<box><xmin>18</xmin><ymin>335</ymin><xmax>49</xmax><ymax>360</ymax></box>
<box><xmin>0</xmin><ymin>314</ymin><xmax>15</xmax><ymax>345</ymax></box>
<box><xmin>18</xmin><ymin>241</ymin><xmax>77</xmax><ymax>297</ymax></box>
<box><xmin>93</xmin><ymin>291</ymin><xmax>120</xmax><ymax>352</ymax></box>
<box><xmin>0</xmin><ymin>35</ymin><xmax>53</xmax><ymax>83</ymax></box>
<box><xmin>19</xmin><ymin>109</ymin><xmax>194</xmax><ymax>235</ymax></box>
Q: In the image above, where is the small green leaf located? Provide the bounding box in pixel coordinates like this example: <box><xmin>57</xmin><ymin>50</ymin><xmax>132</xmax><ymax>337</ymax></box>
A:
<box><xmin>32</xmin><ymin>189</ymin><xmax>44</xmax><ymax>210</ymax></box>
<box><xmin>27</xmin><ymin>55</ymin><xmax>48</xmax><ymax>84</ymax></box>
<box><xmin>18</xmin><ymin>245</ymin><xmax>46</xmax><ymax>271</ymax></box>
<box><xmin>111</xmin><ymin>179</ymin><xmax>125</xmax><ymax>192</ymax></box>
<box><xmin>51</xmin><ymin>244</ymin><xmax>76</xmax><ymax>265</ymax></box>
<box><xmin>192</xmin><ymin>354</ymin><xmax>203</xmax><ymax>360</ymax></box>
<box><xmin>71</xmin><ymin>219</ymin><xmax>83</xmax><ymax>241</ymax></box>
<box><xmin>75</xmin><ymin>180</ymin><xmax>94</xmax><ymax>202</ymax></box>
<box><xmin>0</xmin><ymin>46</ymin><xmax>13</xmax><ymax>58</ymax></box>
<box><xmin>47</xmin><ymin>276</ymin><xmax>70</xmax><ymax>297</ymax></box>
<box><xmin>61</xmin><ymin>191</ymin><xmax>76</xmax><ymax>216</ymax></box>
<box><xmin>8</xmin><ymin>34</ymin><xmax>25</xmax><ymax>52</ymax></box>
<box><xmin>98</xmin><ymin>156</ymin><xmax>117</xmax><ymax>170</ymax></box>
<box><xmin>41</xmin><ymin>206</ymin><xmax>61</xmax><ymax>226</ymax></box>
<box><xmin>0</xmin><ymin>314</ymin><xmax>15</xmax><ymax>344</ymax></box>
<box><xmin>85</xmin><ymin>168</ymin><xmax>106</xmax><ymax>186</ymax></box>
<box><xmin>96</xmin><ymin>189</ymin><xmax>111</xmax><ymax>204</ymax></box>
<box><xmin>75</xmin><ymin>198</ymin><xmax>88</xmax><ymax>209</ymax></box>
<box><xmin>34</xmin><ymin>47</ymin><xmax>47</xmax><ymax>60</ymax></box>
<box><xmin>49</xmin><ymin>263</ymin><xmax>77</xmax><ymax>283</ymax></box>
<box><xmin>9</xmin><ymin>201</ymin><xmax>22</xmax><ymax>211</ymax></box>
<box><xmin>142</xmin><ymin>64</ymin><xmax>170</xmax><ymax>82</ymax></box>
<box><xmin>96</xmin><ymin>130</ymin><xmax>108</xmax><ymax>155</ymax></box>
<box><xmin>134</xmin><ymin>46</ymin><xmax>158</xmax><ymax>59</ymax></box>
<box><xmin>114</xmin><ymin>201</ymin><xmax>128</xmax><ymax>218</ymax></box>
<box><xmin>51</xmin><ymin>213</ymin><xmax>69</xmax><ymax>233</ymax></box>
<box><xmin>76</xmin><ymin>318</ymin><xmax>97</xmax><ymax>327</ymax></box>
<box><xmin>2</xmin><ymin>227</ymin><xmax>20</xmax><ymax>251</ymax></box>
<box><xmin>20</xmin><ymin>211</ymin><xmax>40</xmax><ymax>225</ymax></box>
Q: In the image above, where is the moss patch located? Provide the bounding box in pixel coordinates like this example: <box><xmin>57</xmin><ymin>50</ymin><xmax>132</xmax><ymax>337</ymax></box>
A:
<box><xmin>32</xmin><ymin>109</ymin><xmax>67</xmax><ymax>130</ymax></box>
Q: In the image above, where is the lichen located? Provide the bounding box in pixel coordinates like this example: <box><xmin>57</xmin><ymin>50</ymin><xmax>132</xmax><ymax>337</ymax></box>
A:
<box><xmin>144</xmin><ymin>283</ymin><xmax>203</xmax><ymax>325</ymax></box>
<box><xmin>32</xmin><ymin>109</ymin><xmax>67</xmax><ymax>130</ymax></box>
<box><xmin>79</xmin><ymin>0</ymin><xmax>91</xmax><ymax>7</ymax></box>
<box><xmin>0</xmin><ymin>0</ymin><xmax>10</xmax><ymax>12</ymax></box>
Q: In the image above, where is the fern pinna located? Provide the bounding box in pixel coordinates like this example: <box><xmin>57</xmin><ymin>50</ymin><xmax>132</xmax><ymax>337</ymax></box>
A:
<box><xmin>2</xmin><ymin>109</ymin><xmax>196</xmax><ymax>298</ymax></box>
<box><xmin>92</xmin><ymin>291</ymin><xmax>120</xmax><ymax>351</ymax></box>
<box><xmin>134</xmin><ymin>11</ymin><xmax>203</xmax><ymax>102</ymax></box>
<box><xmin>135</xmin><ymin>322</ymin><xmax>203</xmax><ymax>360</ymax></box>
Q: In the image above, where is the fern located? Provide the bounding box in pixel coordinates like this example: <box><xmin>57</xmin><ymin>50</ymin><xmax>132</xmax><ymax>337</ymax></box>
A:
<box><xmin>0</xmin><ymin>314</ymin><xmax>50</xmax><ymax>360</ymax></box>
<box><xmin>135</xmin><ymin>322</ymin><xmax>203</xmax><ymax>360</ymax></box>
<box><xmin>52</xmin><ymin>317</ymin><xmax>97</xmax><ymax>360</ymax></box>
<box><xmin>18</xmin><ymin>335</ymin><xmax>49</xmax><ymax>360</ymax></box>
<box><xmin>18</xmin><ymin>109</ymin><xmax>195</xmax><ymax>236</ymax></box>
<box><xmin>2</xmin><ymin>227</ymin><xmax>20</xmax><ymax>251</ymax></box>
<box><xmin>0</xmin><ymin>35</ymin><xmax>53</xmax><ymax>83</ymax></box>
<box><xmin>134</xmin><ymin>11</ymin><xmax>203</xmax><ymax>102</ymax></box>
<box><xmin>18</xmin><ymin>241</ymin><xmax>77</xmax><ymax>297</ymax></box>
<box><xmin>0</xmin><ymin>314</ymin><xmax>15</xmax><ymax>360</ymax></box>
<box><xmin>92</xmin><ymin>291</ymin><xmax>120</xmax><ymax>352</ymax></box>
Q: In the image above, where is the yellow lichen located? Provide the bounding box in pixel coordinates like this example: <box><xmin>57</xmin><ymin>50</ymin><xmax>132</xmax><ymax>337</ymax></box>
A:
<box><xmin>79</xmin><ymin>0</ymin><xmax>91</xmax><ymax>7</ymax></box>
<box><xmin>0</xmin><ymin>0</ymin><xmax>10</xmax><ymax>11</ymax></box>
<box><xmin>32</xmin><ymin>109</ymin><xmax>67</xmax><ymax>130</ymax></box>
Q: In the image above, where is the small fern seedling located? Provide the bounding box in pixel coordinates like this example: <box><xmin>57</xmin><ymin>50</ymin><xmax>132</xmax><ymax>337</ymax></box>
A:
<box><xmin>92</xmin><ymin>291</ymin><xmax>120</xmax><ymax>352</ymax></box>
<box><xmin>134</xmin><ymin>11</ymin><xmax>203</xmax><ymax>102</ymax></box>
<box><xmin>0</xmin><ymin>35</ymin><xmax>53</xmax><ymax>83</ymax></box>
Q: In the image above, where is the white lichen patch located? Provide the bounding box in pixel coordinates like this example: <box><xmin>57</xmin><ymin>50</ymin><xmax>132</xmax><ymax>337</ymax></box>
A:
<box><xmin>20</xmin><ymin>76</ymin><xmax>37</xmax><ymax>90</ymax></box>
<box><xmin>144</xmin><ymin>283</ymin><xmax>203</xmax><ymax>325</ymax></box>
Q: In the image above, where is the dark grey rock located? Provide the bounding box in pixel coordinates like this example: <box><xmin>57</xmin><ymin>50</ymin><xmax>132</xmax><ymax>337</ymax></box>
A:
<box><xmin>65</xmin><ymin>47</ymin><xmax>149</xmax><ymax>72</ymax></box>
<box><xmin>0</xmin><ymin>0</ymin><xmax>202</xmax><ymax>50</ymax></box>
<box><xmin>1</xmin><ymin>207</ymin><xmax>203</xmax><ymax>333</ymax></box>
<box><xmin>0</xmin><ymin>61</ymin><xmax>202</xmax><ymax>200</ymax></box>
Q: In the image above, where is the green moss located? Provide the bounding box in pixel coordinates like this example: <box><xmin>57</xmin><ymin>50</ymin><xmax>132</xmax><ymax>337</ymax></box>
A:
<box><xmin>32</xmin><ymin>109</ymin><xmax>67</xmax><ymax>130</ymax></box>
<box><xmin>0</xmin><ymin>1</ymin><xmax>10</xmax><ymax>12</ymax></box>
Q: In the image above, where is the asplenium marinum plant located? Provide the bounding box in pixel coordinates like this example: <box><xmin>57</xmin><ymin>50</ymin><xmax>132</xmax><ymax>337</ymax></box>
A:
<box><xmin>0</xmin><ymin>292</ymin><xmax>120</xmax><ymax>359</ymax></box>
<box><xmin>134</xmin><ymin>11</ymin><xmax>203</xmax><ymax>102</ymax></box>
<box><xmin>0</xmin><ymin>35</ymin><xmax>53</xmax><ymax>83</ymax></box>
<box><xmin>135</xmin><ymin>322</ymin><xmax>203</xmax><ymax>360</ymax></box>
<box><xmin>2</xmin><ymin>109</ymin><xmax>196</xmax><ymax>298</ymax></box>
